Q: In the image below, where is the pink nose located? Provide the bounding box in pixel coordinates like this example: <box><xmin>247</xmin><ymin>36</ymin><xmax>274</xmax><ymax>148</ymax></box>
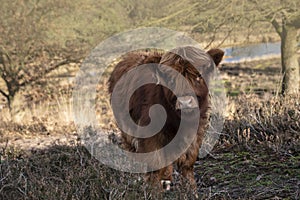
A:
<box><xmin>176</xmin><ymin>96</ymin><xmax>198</xmax><ymax>109</ymax></box>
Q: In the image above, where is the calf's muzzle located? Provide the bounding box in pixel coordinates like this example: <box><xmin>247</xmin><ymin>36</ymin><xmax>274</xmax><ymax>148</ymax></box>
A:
<box><xmin>175</xmin><ymin>96</ymin><xmax>198</xmax><ymax>110</ymax></box>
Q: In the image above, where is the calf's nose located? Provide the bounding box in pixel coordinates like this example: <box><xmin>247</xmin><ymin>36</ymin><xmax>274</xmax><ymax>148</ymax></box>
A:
<box><xmin>176</xmin><ymin>96</ymin><xmax>198</xmax><ymax>110</ymax></box>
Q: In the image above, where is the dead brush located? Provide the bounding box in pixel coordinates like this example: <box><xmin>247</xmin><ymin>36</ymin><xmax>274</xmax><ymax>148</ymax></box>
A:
<box><xmin>221</xmin><ymin>93</ymin><xmax>300</xmax><ymax>153</ymax></box>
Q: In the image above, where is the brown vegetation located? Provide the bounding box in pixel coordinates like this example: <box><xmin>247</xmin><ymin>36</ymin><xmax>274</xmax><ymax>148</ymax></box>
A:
<box><xmin>0</xmin><ymin>57</ymin><xmax>299</xmax><ymax>199</ymax></box>
<box><xmin>0</xmin><ymin>1</ymin><xmax>299</xmax><ymax>199</ymax></box>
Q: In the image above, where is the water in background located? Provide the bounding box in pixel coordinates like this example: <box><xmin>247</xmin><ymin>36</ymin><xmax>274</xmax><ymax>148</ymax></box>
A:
<box><xmin>222</xmin><ymin>42</ymin><xmax>281</xmax><ymax>63</ymax></box>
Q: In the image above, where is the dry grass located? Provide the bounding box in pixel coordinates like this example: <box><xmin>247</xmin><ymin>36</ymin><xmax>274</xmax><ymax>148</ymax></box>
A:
<box><xmin>1</xmin><ymin>92</ymin><xmax>299</xmax><ymax>199</ymax></box>
<box><xmin>221</xmin><ymin>94</ymin><xmax>300</xmax><ymax>153</ymax></box>
<box><xmin>0</xmin><ymin>144</ymin><xmax>199</xmax><ymax>200</ymax></box>
<box><xmin>0</xmin><ymin>58</ymin><xmax>300</xmax><ymax>199</ymax></box>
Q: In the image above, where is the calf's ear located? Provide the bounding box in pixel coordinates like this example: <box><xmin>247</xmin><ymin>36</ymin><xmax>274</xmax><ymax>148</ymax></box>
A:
<box><xmin>207</xmin><ymin>48</ymin><xmax>224</xmax><ymax>66</ymax></box>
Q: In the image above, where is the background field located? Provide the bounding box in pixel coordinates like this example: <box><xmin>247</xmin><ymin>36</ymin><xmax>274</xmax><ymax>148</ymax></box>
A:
<box><xmin>0</xmin><ymin>1</ymin><xmax>299</xmax><ymax>199</ymax></box>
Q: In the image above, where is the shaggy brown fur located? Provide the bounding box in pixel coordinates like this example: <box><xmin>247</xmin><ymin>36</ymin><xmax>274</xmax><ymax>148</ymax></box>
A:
<box><xmin>108</xmin><ymin>46</ymin><xmax>224</xmax><ymax>190</ymax></box>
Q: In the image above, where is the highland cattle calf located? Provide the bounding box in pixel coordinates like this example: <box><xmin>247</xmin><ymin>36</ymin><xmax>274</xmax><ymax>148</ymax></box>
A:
<box><xmin>108</xmin><ymin>46</ymin><xmax>224</xmax><ymax>190</ymax></box>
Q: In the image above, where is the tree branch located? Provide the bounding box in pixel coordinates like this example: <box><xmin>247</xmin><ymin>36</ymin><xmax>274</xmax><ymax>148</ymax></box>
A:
<box><xmin>19</xmin><ymin>58</ymin><xmax>79</xmax><ymax>87</ymax></box>
<box><xmin>287</xmin><ymin>13</ymin><xmax>300</xmax><ymax>28</ymax></box>
<box><xmin>217</xmin><ymin>28</ymin><xmax>234</xmax><ymax>48</ymax></box>
<box><xmin>0</xmin><ymin>49</ymin><xmax>12</xmax><ymax>74</ymax></box>
<box><xmin>143</xmin><ymin>2</ymin><xmax>199</xmax><ymax>26</ymax></box>
<box><xmin>271</xmin><ymin>19</ymin><xmax>282</xmax><ymax>37</ymax></box>
<box><xmin>0</xmin><ymin>89</ymin><xmax>8</xmax><ymax>99</ymax></box>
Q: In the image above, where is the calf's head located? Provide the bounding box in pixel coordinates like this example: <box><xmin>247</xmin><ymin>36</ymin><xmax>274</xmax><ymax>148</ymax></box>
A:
<box><xmin>156</xmin><ymin>46</ymin><xmax>224</xmax><ymax>114</ymax></box>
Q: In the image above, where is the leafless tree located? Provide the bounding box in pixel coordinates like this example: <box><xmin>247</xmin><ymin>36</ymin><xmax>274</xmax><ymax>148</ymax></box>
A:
<box><xmin>0</xmin><ymin>0</ymin><xmax>83</xmax><ymax>116</ymax></box>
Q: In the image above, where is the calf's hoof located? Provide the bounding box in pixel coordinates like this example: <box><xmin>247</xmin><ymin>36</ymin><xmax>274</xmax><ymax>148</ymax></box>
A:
<box><xmin>160</xmin><ymin>180</ymin><xmax>171</xmax><ymax>191</ymax></box>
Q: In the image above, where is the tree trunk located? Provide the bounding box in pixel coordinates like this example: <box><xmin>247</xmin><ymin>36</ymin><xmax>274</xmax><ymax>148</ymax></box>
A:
<box><xmin>281</xmin><ymin>23</ymin><xmax>299</xmax><ymax>95</ymax></box>
<box><xmin>7</xmin><ymin>94</ymin><xmax>13</xmax><ymax>115</ymax></box>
